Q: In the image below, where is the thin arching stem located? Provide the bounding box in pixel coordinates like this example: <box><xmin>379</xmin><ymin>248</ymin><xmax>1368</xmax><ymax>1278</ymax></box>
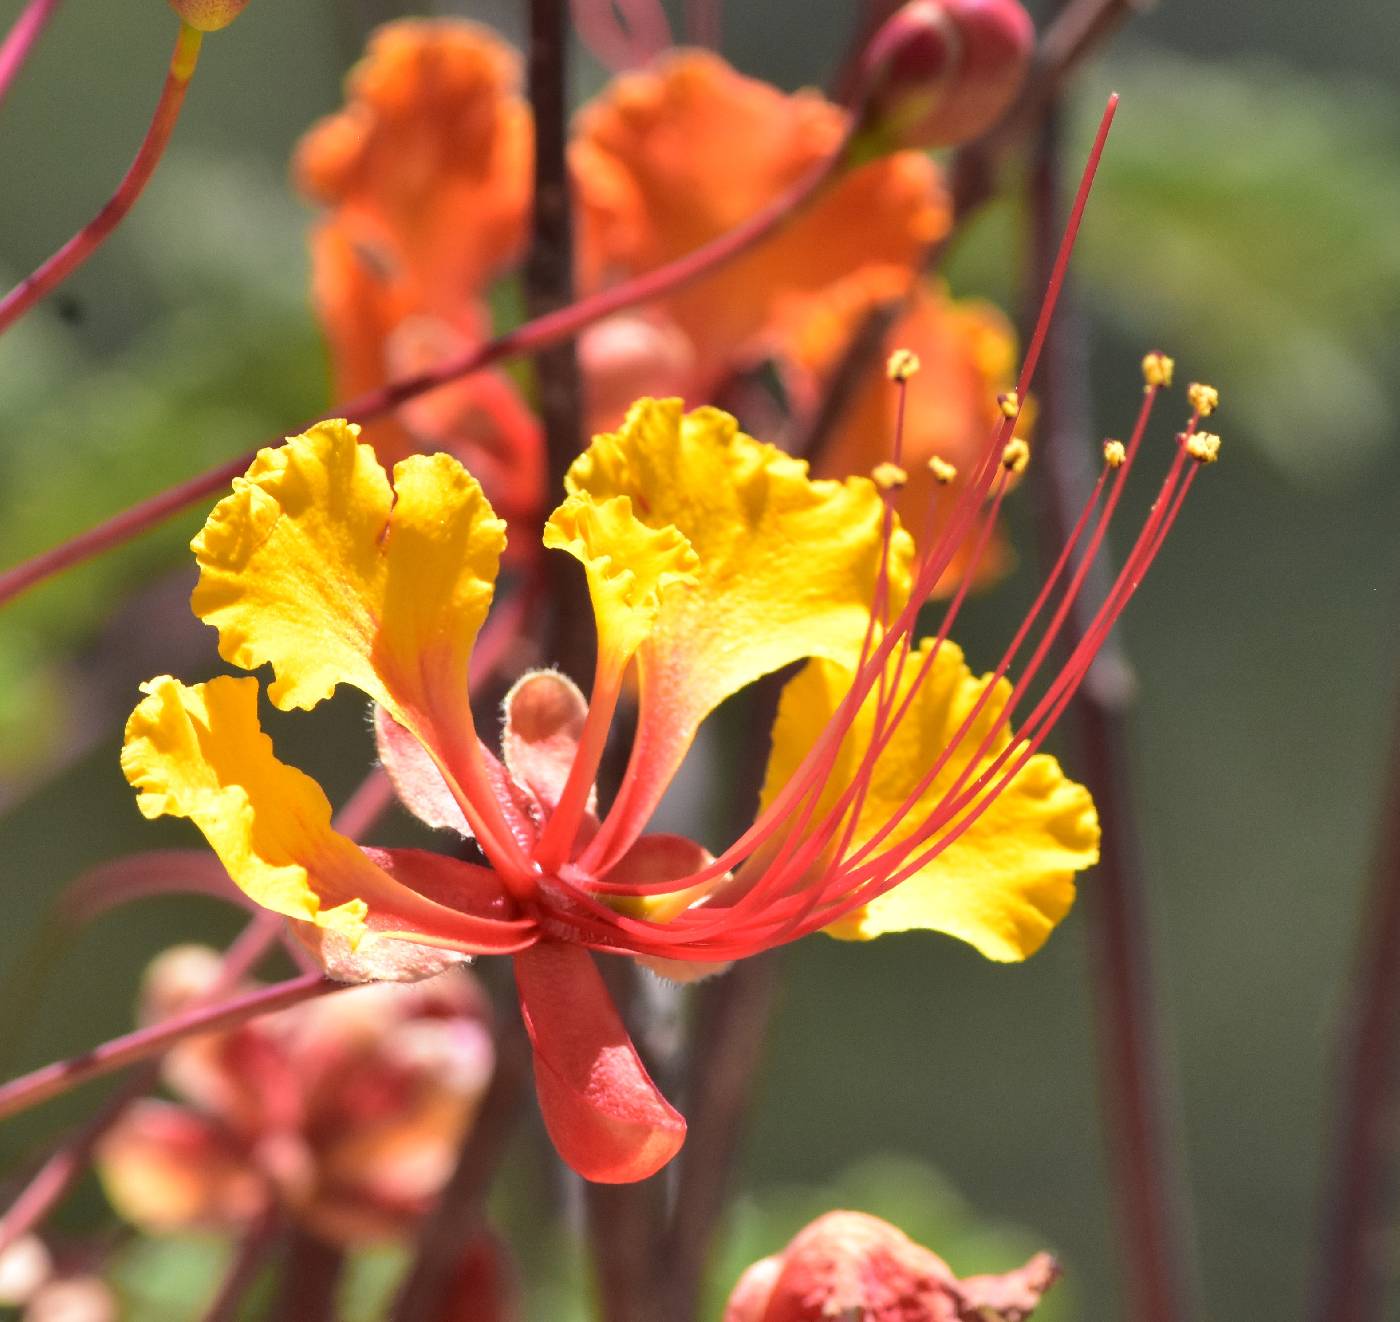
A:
<box><xmin>0</xmin><ymin>972</ymin><xmax>338</xmax><ymax>1124</ymax></box>
<box><xmin>0</xmin><ymin>21</ymin><xmax>204</xmax><ymax>337</ymax></box>
<box><xmin>0</xmin><ymin>0</ymin><xmax>62</xmax><ymax>109</ymax></box>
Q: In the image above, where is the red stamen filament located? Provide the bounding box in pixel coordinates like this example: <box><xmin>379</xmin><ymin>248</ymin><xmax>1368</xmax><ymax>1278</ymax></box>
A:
<box><xmin>580</xmin><ymin>94</ymin><xmax>1121</xmax><ymax>896</ymax></box>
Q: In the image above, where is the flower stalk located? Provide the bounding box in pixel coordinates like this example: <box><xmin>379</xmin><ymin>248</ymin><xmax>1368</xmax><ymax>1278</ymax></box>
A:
<box><xmin>0</xmin><ymin>20</ymin><xmax>204</xmax><ymax>338</ymax></box>
<box><xmin>0</xmin><ymin>0</ymin><xmax>62</xmax><ymax>109</ymax></box>
<box><xmin>0</xmin><ymin>971</ymin><xmax>338</xmax><ymax>1125</ymax></box>
<box><xmin>1311</xmin><ymin>676</ymin><xmax>1400</xmax><ymax>1322</ymax></box>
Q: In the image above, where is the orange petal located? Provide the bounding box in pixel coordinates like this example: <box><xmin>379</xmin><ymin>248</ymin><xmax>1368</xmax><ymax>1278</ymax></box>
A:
<box><xmin>573</xmin><ymin>50</ymin><xmax>948</xmax><ymax>388</ymax></box>
<box><xmin>514</xmin><ymin>942</ymin><xmax>685</xmax><ymax>1183</ymax></box>
<box><xmin>782</xmin><ymin>277</ymin><xmax>1021</xmax><ymax>595</ymax></box>
<box><xmin>295</xmin><ymin>20</ymin><xmax>537</xmax><ymax>482</ymax></box>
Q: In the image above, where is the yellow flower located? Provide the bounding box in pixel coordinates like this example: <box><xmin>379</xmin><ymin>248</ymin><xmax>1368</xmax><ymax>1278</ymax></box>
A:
<box><xmin>124</xmin><ymin>388</ymin><xmax>1210</xmax><ymax>1182</ymax></box>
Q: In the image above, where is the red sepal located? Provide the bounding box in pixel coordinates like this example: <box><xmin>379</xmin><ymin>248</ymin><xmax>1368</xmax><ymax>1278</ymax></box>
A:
<box><xmin>515</xmin><ymin>941</ymin><xmax>686</xmax><ymax>1183</ymax></box>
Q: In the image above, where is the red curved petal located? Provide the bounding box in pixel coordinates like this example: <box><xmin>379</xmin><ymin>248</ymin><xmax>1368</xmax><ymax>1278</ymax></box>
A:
<box><xmin>514</xmin><ymin>941</ymin><xmax>686</xmax><ymax>1183</ymax></box>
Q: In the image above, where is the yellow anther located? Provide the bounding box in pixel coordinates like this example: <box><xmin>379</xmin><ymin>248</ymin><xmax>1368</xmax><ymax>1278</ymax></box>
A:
<box><xmin>1187</xmin><ymin>382</ymin><xmax>1219</xmax><ymax>417</ymax></box>
<box><xmin>928</xmin><ymin>456</ymin><xmax>958</xmax><ymax>485</ymax></box>
<box><xmin>1141</xmin><ymin>351</ymin><xmax>1175</xmax><ymax>389</ymax></box>
<box><xmin>886</xmin><ymin>349</ymin><xmax>921</xmax><ymax>382</ymax></box>
<box><xmin>1001</xmin><ymin>438</ymin><xmax>1030</xmax><ymax>474</ymax></box>
<box><xmin>872</xmin><ymin>461</ymin><xmax>909</xmax><ymax>491</ymax></box>
<box><xmin>997</xmin><ymin>390</ymin><xmax>1020</xmax><ymax>419</ymax></box>
<box><xmin>1102</xmin><ymin>439</ymin><xmax>1126</xmax><ymax>469</ymax></box>
<box><xmin>1185</xmin><ymin>430</ymin><xmax>1221</xmax><ymax>464</ymax></box>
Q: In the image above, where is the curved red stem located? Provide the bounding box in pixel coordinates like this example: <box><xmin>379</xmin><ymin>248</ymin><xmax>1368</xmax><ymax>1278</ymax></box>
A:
<box><xmin>0</xmin><ymin>21</ymin><xmax>203</xmax><ymax>337</ymax></box>
<box><xmin>0</xmin><ymin>0</ymin><xmax>61</xmax><ymax>108</ymax></box>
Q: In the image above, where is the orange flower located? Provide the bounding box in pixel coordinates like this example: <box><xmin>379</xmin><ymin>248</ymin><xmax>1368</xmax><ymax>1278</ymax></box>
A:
<box><xmin>780</xmin><ymin>273</ymin><xmax>1022</xmax><ymax>593</ymax></box>
<box><xmin>294</xmin><ymin>21</ymin><xmax>541</xmax><ymax>510</ymax></box>
<box><xmin>573</xmin><ymin>49</ymin><xmax>948</xmax><ymax>417</ymax></box>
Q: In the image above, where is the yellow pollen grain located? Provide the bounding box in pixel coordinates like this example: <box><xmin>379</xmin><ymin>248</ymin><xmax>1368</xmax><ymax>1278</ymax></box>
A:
<box><xmin>886</xmin><ymin>348</ymin><xmax>921</xmax><ymax>382</ymax></box>
<box><xmin>1188</xmin><ymin>382</ymin><xmax>1220</xmax><ymax>416</ymax></box>
<box><xmin>997</xmin><ymin>390</ymin><xmax>1020</xmax><ymax>419</ymax></box>
<box><xmin>1141</xmin><ymin>351</ymin><xmax>1175</xmax><ymax>389</ymax></box>
<box><xmin>1185</xmin><ymin>430</ymin><xmax>1221</xmax><ymax>464</ymax></box>
<box><xmin>928</xmin><ymin>456</ymin><xmax>957</xmax><ymax>485</ymax></box>
<box><xmin>872</xmin><ymin>461</ymin><xmax>909</xmax><ymax>491</ymax></box>
<box><xmin>1001</xmin><ymin>438</ymin><xmax>1030</xmax><ymax>474</ymax></box>
<box><xmin>1103</xmin><ymin>439</ymin><xmax>1126</xmax><ymax>468</ymax></box>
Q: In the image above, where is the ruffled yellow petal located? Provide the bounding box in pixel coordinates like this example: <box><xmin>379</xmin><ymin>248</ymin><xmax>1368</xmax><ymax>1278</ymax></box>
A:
<box><xmin>543</xmin><ymin>492</ymin><xmax>698</xmax><ymax>668</ymax></box>
<box><xmin>760</xmin><ymin>641</ymin><xmax>1099</xmax><ymax>962</ymax></box>
<box><xmin>191</xmin><ymin>421</ymin><xmax>504</xmax><ymax>738</ymax></box>
<box><xmin>121</xmin><ymin>676</ymin><xmax>509</xmax><ymax>951</ymax></box>
<box><xmin>568</xmin><ymin>398</ymin><xmax>911</xmax><ymax>856</ymax></box>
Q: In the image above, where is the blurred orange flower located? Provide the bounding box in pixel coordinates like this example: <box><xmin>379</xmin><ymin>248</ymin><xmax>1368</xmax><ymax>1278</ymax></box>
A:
<box><xmin>294</xmin><ymin>21</ymin><xmax>542</xmax><ymax>511</ymax></box>
<box><xmin>97</xmin><ymin>946</ymin><xmax>494</xmax><ymax>1246</ymax></box>
<box><xmin>780</xmin><ymin>273</ymin><xmax>1023</xmax><ymax>593</ymax></box>
<box><xmin>573</xmin><ymin>49</ymin><xmax>949</xmax><ymax>421</ymax></box>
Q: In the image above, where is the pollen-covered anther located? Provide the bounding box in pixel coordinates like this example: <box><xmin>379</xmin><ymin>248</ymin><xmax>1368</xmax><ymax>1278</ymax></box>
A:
<box><xmin>1102</xmin><ymin>439</ymin><xmax>1126</xmax><ymax>469</ymax></box>
<box><xmin>886</xmin><ymin>348</ymin><xmax>921</xmax><ymax>382</ymax></box>
<box><xmin>997</xmin><ymin>390</ymin><xmax>1020</xmax><ymax>419</ymax></box>
<box><xmin>1141</xmin><ymin>351</ymin><xmax>1175</xmax><ymax>389</ymax></box>
<box><xmin>1185</xmin><ymin>430</ymin><xmax>1221</xmax><ymax>464</ymax></box>
<box><xmin>1188</xmin><ymin>381</ymin><xmax>1220</xmax><ymax>416</ymax></box>
<box><xmin>1001</xmin><ymin>438</ymin><xmax>1030</xmax><ymax>474</ymax></box>
<box><xmin>872</xmin><ymin>461</ymin><xmax>910</xmax><ymax>492</ymax></box>
<box><xmin>928</xmin><ymin>455</ymin><xmax>957</xmax><ymax>485</ymax></box>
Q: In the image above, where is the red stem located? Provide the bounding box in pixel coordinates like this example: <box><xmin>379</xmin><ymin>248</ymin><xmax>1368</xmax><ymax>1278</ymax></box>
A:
<box><xmin>0</xmin><ymin>113</ymin><xmax>856</xmax><ymax>613</ymax></box>
<box><xmin>0</xmin><ymin>910</ymin><xmax>284</xmax><ymax>1254</ymax></box>
<box><xmin>0</xmin><ymin>971</ymin><xmax>337</xmax><ymax>1124</ymax></box>
<box><xmin>1311</xmin><ymin>680</ymin><xmax>1400</xmax><ymax>1322</ymax></box>
<box><xmin>0</xmin><ymin>21</ymin><xmax>203</xmax><ymax>337</ymax></box>
<box><xmin>0</xmin><ymin>0</ymin><xmax>61</xmax><ymax>108</ymax></box>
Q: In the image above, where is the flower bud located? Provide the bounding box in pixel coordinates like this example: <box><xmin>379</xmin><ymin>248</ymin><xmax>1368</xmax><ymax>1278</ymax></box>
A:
<box><xmin>723</xmin><ymin>1210</ymin><xmax>1059</xmax><ymax>1321</ymax></box>
<box><xmin>854</xmin><ymin>0</ymin><xmax>1034</xmax><ymax>152</ymax></box>
<box><xmin>167</xmin><ymin>0</ymin><xmax>250</xmax><ymax>31</ymax></box>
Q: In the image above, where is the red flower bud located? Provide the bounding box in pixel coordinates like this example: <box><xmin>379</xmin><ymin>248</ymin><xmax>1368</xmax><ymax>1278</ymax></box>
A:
<box><xmin>723</xmin><ymin>1210</ymin><xmax>1059</xmax><ymax>1322</ymax></box>
<box><xmin>855</xmin><ymin>0</ymin><xmax>1034</xmax><ymax>151</ymax></box>
<box><xmin>168</xmin><ymin>0</ymin><xmax>251</xmax><ymax>31</ymax></box>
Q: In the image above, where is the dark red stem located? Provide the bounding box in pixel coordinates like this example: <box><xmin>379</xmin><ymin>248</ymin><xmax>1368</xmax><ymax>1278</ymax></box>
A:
<box><xmin>1311</xmin><ymin>679</ymin><xmax>1400</xmax><ymax>1322</ymax></box>
<box><xmin>270</xmin><ymin>1229</ymin><xmax>343</xmax><ymax>1322</ymax></box>
<box><xmin>388</xmin><ymin>1022</ymin><xmax>530</xmax><ymax>1321</ymax></box>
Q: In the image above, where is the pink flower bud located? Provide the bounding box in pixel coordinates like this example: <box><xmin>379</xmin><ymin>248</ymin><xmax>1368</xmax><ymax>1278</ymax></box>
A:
<box><xmin>167</xmin><ymin>0</ymin><xmax>251</xmax><ymax>31</ymax></box>
<box><xmin>723</xmin><ymin>1210</ymin><xmax>1059</xmax><ymax>1321</ymax></box>
<box><xmin>856</xmin><ymin>0</ymin><xmax>1034</xmax><ymax>151</ymax></box>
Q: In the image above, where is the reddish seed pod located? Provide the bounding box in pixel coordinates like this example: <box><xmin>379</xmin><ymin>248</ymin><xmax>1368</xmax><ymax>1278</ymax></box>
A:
<box><xmin>168</xmin><ymin>0</ymin><xmax>251</xmax><ymax>30</ymax></box>
<box><xmin>857</xmin><ymin>0</ymin><xmax>1035</xmax><ymax>150</ymax></box>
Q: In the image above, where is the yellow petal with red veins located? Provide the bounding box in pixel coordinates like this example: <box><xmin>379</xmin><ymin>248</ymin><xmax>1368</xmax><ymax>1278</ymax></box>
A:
<box><xmin>121</xmin><ymin>675</ymin><xmax>513</xmax><ymax>952</ymax></box>
<box><xmin>759</xmin><ymin>641</ymin><xmax>1099</xmax><ymax>961</ymax></box>
<box><xmin>191</xmin><ymin>421</ymin><xmax>504</xmax><ymax>743</ymax></box>
<box><xmin>568</xmin><ymin>398</ymin><xmax>911</xmax><ymax>861</ymax></box>
<box><xmin>543</xmin><ymin>492</ymin><xmax>698</xmax><ymax>668</ymax></box>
